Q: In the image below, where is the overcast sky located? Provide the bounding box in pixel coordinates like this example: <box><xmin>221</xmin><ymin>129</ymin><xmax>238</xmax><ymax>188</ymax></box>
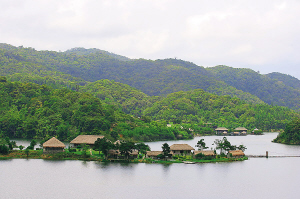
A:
<box><xmin>1</xmin><ymin>0</ymin><xmax>300</xmax><ymax>78</ymax></box>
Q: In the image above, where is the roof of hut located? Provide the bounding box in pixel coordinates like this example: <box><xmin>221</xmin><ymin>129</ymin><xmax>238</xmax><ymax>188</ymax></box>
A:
<box><xmin>108</xmin><ymin>149</ymin><xmax>120</xmax><ymax>155</ymax></box>
<box><xmin>146</xmin><ymin>151</ymin><xmax>163</xmax><ymax>156</ymax></box>
<box><xmin>170</xmin><ymin>144</ymin><xmax>195</xmax><ymax>151</ymax></box>
<box><xmin>235</xmin><ymin>127</ymin><xmax>248</xmax><ymax>131</ymax></box>
<box><xmin>70</xmin><ymin>135</ymin><xmax>104</xmax><ymax>144</ymax></box>
<box><xmin>229</xmin><ymin>150</ymin><xmax>245</xmax><ymax>156</ymax></box>
<box><xmin>114</xmin><ymin>140</ymin><xmax>121</xmax><ymax>145</ymax></box>
<box><xmin>215</xmin><ymin>127</ymin><xmax>228</xmax><ymax>131</ymax></box>
<box><xmin>43</xmin><ymin>137</ymin><xmax>66</xmax><ymax>148</ymax></box>
<box><xmin>194</xmin><ymin>150</ymin><xmax>215</xmax><ymax>156</ymax></box>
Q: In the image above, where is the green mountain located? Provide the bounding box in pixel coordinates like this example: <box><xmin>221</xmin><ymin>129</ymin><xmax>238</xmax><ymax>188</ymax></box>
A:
<box><xmin>0</xmin><ymin>78</ymin><xmax>188</xmax><ymax>142</ymax></box>
<box><xmin>1</xmin><ymin>43</ymin><xmax>300</xmax><ymax>111</ymax></box>
<box><xmin>207</xmin><ymin>65</ymin><xmax>300</xmax><ymax>110</ymax></box>
<box><xmin>266</xmin><ymin>72</ymin><xmax>300</xmax><ymax>90</ymax></box>
<box><xmin>143</xmin><ymin>89</ymin><xmax>298</xmax><ymax>131</ymax></box>
<box><xmin>65</xmin><ymin>47</ymin><xmax>131</xmax><ymax>61</ymax></box>
<box><xmin>273</xmin><ymin>118</ymin><xmax>300</xmax><ymax>145</ymax></box>
<box><xmin>0</xmin><ymin>44</ymin><xmax>263</xmax><ymax>105</ymax></box>
<box><xmin>81</xmin><ymin>79</ymin><xmax>158</xmax><ymax>116</ymax></box>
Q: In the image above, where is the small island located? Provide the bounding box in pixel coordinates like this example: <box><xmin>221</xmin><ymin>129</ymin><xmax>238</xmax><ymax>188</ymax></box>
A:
<box><xmin>0</xmin><ymin>136</ymin><xmax>247</xmax><ymax>163</ymax></box>
<box><xmin>273</xmin><ymin>118</ymin><xmax>300</xmax><ymax>145</ymax></box>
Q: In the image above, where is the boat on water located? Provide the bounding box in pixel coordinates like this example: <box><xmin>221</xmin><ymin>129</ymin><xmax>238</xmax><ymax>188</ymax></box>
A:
<box><xmin>183</xmin><ymin>161</ymin><xmax>195</xmax><ymax>164</ymax></box>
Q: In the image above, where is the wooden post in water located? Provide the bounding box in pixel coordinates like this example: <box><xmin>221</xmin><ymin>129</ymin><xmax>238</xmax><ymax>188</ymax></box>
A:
<box><xmin>266</xmin><ymin>151</ymin><xmax>268</xmax><ymax>158</ymax></box>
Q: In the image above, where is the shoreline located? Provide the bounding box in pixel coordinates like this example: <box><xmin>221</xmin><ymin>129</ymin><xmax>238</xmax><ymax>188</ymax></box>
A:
<box><xmin>0</xmin><ymin>150</ymin><xmax>248</xmax><ymax>163</ymax></box>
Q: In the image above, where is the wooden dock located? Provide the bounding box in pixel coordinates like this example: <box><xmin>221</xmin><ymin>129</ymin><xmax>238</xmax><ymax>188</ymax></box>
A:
<box><xmin>248</xmin><ymin>155</ymin><xmax>300</xmax><ymax>158</ymax></box>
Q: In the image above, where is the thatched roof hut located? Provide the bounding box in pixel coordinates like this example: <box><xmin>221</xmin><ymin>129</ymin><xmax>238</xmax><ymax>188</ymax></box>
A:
<box><xmin>234</xmin><ymin>127</ymin><xmax>247</xmax><ymax>131</ymax></box>
<box><xmin>114</xmin><ymin>140</ymin><xmax>122</xmax><ymax>145</ymax></box>
<box><xmin>70</xmin><ymin>135</ymin><xmax>104</xmax><ymax>146</ymax></box>
<box><xmin>170</xmin><ymin>144</ymin><xmax>195</xmax><ymax>155</ymax></box>
<box><xmin>215</xmin><ymin>127</ymin><xmax>229</xmax><ymax>135</ymax></box>
<box><xmin>215</xmin><ymin>127</ymin><xmax>228</xmax><ymax>131</ymax></box>
<box><xmin>194</xmin><ymin>150</ymin><xmax>215</xmax><ymax>156</ymax></box>
<box><xmin>228</xmin><ymin>150</ymin><xmax>245</xmax><ymax>158</ymax></box>
<box><xmin>146</xmin><ymin>151</ymin><xmax>163</xmax><ymax>157</ymax></box>
<box><xmin>43</xmin><ymin>137</ymin><xmax>65</xmax><ymax>153</ymax></box>
<box><xmin>43</xmin><ymin>137</ymin><xmax>66</xmax><ymax>148</ymax></box>
<box><xmin>170</xmin><ymin>144</ymin><xmax>195</xmax><ymax>151</ymax></box>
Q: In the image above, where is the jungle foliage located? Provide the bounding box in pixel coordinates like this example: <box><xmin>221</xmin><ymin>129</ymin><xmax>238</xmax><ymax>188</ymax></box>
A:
<box><xmin>273</xmin><ymin>118</ymin><xmax>300</xmax><ymax>145</ymax></box>
<box><xmin>0</xmin><ymin>79</ymin><xmax>189</xmax><ymax>142</ymax></box>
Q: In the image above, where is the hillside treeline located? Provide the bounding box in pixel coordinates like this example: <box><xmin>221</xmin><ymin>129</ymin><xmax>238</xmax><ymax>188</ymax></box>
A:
<box><xmin>0</xmin><ymin>78</ymin><xmax>191</xmax><ymax>142</ymax></box>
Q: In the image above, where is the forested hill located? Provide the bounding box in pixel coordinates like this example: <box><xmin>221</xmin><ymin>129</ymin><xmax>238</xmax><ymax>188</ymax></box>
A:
<box><xmin>143</xmin><ymin>89</ymin><xmax>299</xmax><ymax>131</ymax></box>
<box><xmin>266</xmin><ymin>72</ymin><xmax>300</xmax><ymax>90</ymax></box>
<box><xmin>207</xmin><ymin>66</ymin><xmax>300</xmax><ymax>110</ymax></box>
<box><xmin>1</xmin><ymin>77</ymin><xmax>298</xmax><ymax>143</ymax></box>
<box><xmin>0</xmin><ymin>44</ymin><xmax>263</xmax><ymax>105</ymax></box>
<box><xmin>65</xmin><ymin>47</ymin><xmax>131</xmax><ymax>61</ymax></box>
<box><xmin>0</xmin><ymin>78</ymin><xmax>194</xmax><ymax>142</ymax></box>
<box><xmin>1</xmin><ymin>43</ymin><xmax>300</xmax><ymax>110</ymax></box>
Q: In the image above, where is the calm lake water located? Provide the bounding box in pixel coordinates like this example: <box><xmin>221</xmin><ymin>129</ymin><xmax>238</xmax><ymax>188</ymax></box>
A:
<box><xmin>2</xmin><ymin>133</ymin><xmax>300</xmax><ymax>199</ymax></box>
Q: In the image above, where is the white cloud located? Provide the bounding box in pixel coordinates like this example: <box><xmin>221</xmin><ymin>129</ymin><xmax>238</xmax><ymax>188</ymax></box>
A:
<box><xmin>0</xmin><ymin>0</ymin><xmax>300</xmax><ymax>78</ymax></box>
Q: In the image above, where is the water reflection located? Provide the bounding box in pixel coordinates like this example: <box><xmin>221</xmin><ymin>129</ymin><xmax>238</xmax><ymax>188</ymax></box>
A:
<box><xmin>2</xmin><ymin>134</ymin><xmax>300</xmax><ymax>199</ymax></box>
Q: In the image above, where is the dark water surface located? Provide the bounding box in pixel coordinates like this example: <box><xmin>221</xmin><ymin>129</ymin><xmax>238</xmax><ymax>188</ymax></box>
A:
<box><xmin>1</xmin><ymin>133</ymin><xmax>300</xmax><ymax>199</ymax></box>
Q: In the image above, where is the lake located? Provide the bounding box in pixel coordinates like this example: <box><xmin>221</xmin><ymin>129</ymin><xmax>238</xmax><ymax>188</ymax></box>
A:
<box><xmin>1</xmin><ymin>133</ymin><xmax>300</xmax><ymax>199</ymax></box>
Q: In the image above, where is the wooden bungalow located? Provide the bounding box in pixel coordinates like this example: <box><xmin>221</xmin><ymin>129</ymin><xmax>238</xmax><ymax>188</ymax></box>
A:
<box><xmin>234</xmin><ymin>127</ymin><xmax>247</xmax><ymax>132</ymax></box>
<box><xmin>108</xmin><ymin>149</ymin><xmax>139</xmax><ymax>159</ymax></box>
<box><xmin>194</xmin><ymin>150</ymin><xmax>216</xmax><ymax>158</ymax></box>
<box><xmin>108</xmin><ymin>149</ymin><xmax>121</xmax><ymax>159</ymax></box>
<box><xmin>215</xmin><ymin>127</ymin><xmax>228</xmax><ymax>135</ymax></box>
<box><xmin>70</xmin><ymin>135</ymin><xmax>104</xmax><ymax>148</ymax></box>
<box><xmin>42</xmin><ymin>137</ymin><xmax>66</xmax><ymax>153</ymax></box>
<box><xmin>232</xmin><ymin>132</ymin><xmax>240</xmax><ymax>136</ymax></box>
<box><xmin>227</xmin><ymin>150</ymin><xmax>245</xmax><ymax>158</ymax></box>
<box><xmin>170</xmin><ymin>144</ymin><xmax>195</xmax><ymax>156</ymax></box>
<box><xmin>146</xmin><ymin>151</ymin><xmax>163</xmax><ymax>159</ymax></box>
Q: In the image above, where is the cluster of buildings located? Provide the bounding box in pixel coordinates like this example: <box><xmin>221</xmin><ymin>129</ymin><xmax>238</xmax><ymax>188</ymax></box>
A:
<box><xmin>42</xmin><ymin>135</ymin><xmax>245</xmax><ymax>160</ymax></box>
<box><xmin>215</xmin><ymin>127</ymin><xmax>248</xmax><ymax>136</ymax></box>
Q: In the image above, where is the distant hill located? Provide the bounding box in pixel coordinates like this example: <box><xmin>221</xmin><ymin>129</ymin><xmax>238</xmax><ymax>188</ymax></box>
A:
<box><xmin>207</xmin><ymin>65</ymin><xmax>300</xmax><ymax>110</ymax></box>
<box><xmin>65</xmin><ymin>47</ymin><xmax>131</xmax><ymax>61</ymax></box>
<box><xmin>266</xmin><ymin>72</ymin><xmax>300</xmax><ymax>90</ymax></box>
<box><xmin>2</xmin><ymin>43</ymin><xmax>300</xmax><ymax>110</ymax></box>
<box><xmin>143</xmin><ymin>89</ymin><xmax>298</xmax><ymax>131</ymax></box>
<box><xmin>0</xmin><ymin>44</ymin><xmax>263</xmax><ymax>105</ymax></box>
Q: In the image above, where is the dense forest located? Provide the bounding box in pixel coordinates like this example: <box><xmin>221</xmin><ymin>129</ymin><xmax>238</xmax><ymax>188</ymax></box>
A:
<box><xmin>143</xmin><ymin>89</ymin><xmax>298</xmax><ymax>131</ymax></box>
<box><xmin>273</xmin><ymin>118</ymin><xmax>300</xmax><ymax>144</ymax></box>
<box><xmin>0</xmin><ymin>78</ymin><xmax>192</xmax><ymax>142</ymax></box>
<box><xmin>2</xmin><ymin>44</ymin><xmax>300</xmax><ymax>110</ymax></box>
<box><xmin>207</xmin><ymin>66</ymin><xmax>300</xmax><ymax>110</ymax></box>
<box><xmin>0</xmin><ymin>44</ymin><xmax>271</xmax><ymax>106</ymax></box>
<box><xmin>1</xmin><ymin>43</ymin><xmax>300</xmax><ymax>143</ymax></box>
<box><xmin>1</xmin><ymin>77</ymin><xmax>299</xmax><ymax>142</ymax></box>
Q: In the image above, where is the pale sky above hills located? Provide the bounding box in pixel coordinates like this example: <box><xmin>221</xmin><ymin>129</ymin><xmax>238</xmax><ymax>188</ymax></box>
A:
<box><xmin>1</xmin><ymin>0</ymin><xmax>300</xmax><ymax>78</ymax></box>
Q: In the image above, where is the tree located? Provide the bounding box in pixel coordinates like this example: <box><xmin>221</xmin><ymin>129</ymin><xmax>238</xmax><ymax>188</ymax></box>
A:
<box><xmin>0</xmin><ymin>145</ymin><xmax>9</xmax><ymax>155</ymax></box>
<box><xmin>25</xmin><ymin>148</ymin><xmax>30</xmax><ymax>158</ymax></box>
<box><xmin>162</xmin><ymin>143</ymin><xmax>170</xmax><ymax>160</ymax></box>
<box><xmin>237</xmin><ymin>145</ymin><xmax>247</xmax><ymax>152</ymax></box>
<box><xmin>93</xmin><ymin>138</ymin><xmax>114</xmax><ymax>160</ymax></box>
<box><xmin>195</xmin><ymin>139</ymin><xmax>208</xmax><ymax>150</ymax></box>
<box><xmin>119</xmin><ymin>141</ymin><xmax>135</xmax><ymax>160</ymax></box>
<box><xmin>27</xmin><ymin>139</ymin><xmax>37</xmax><ymax>150</ymax></box>
<box><xmin>18</xmin><ymin>145</ymin><xmax>24</xmax><ymax>151</ymax></box>
<box><xmin>135</xmin><ymin>143</ymin><xmax>150</xmax><ymax>156</ymax></box>
<box><xmin>81</xmin><ymin>144</ymin><xmax>89</xmax><ymax>158</ymax></box>
<box><xmin>213</xmin><ymin>137</ymin><xmax>235</xmax><ymax>155</ymax></box>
